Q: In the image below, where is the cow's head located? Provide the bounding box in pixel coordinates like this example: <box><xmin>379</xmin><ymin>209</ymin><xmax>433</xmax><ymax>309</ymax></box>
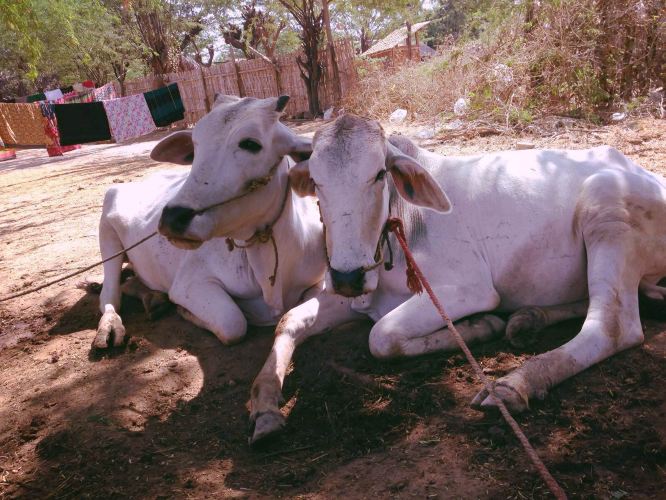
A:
<box><xmin>153</xmin><ymin>94</ymin><xmax>311</xmax><ymax>248</ymax></box>
<box><xmin>289</xmin><ymin>115</ymin><xmax>451</xmax><ymax>297</ymax></box>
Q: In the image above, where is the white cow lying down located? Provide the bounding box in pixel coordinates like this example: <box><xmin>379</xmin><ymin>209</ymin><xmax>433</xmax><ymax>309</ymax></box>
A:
<box><xmin>248</xmin><ymin>113</ymin><xmax>666</xmax><ymax>441</ymax></box>
<box><xmin>94</xmin><ymin>95</ymin><xmax>324</xmax><ymax>349</ymax></box>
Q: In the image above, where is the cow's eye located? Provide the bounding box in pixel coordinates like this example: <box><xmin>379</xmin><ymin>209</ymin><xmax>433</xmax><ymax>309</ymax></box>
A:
<box><xmin>375</xmin><ymin>169</ymin><xmax>387</xmax><ymax>182</ymax></box>
<box><xmin>239</xmin><ymin>139</ymin><xmax>262</xmax><ymax>153</ymax></box>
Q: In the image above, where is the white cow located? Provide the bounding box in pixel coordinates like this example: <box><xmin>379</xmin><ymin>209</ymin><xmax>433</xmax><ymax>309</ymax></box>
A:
<box><xmin>248</xmin><ymin>113</ymin><xmax>666</xmax><ymax>442</ymax></box>
<box><xmin>94</xmin><ymin>95</ymin><xmax>326</xmax><ymax>352</ymax></box>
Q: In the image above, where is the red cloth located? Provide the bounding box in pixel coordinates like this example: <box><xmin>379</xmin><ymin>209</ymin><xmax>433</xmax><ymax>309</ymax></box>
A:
<box><xmin>0</xmin><ymin>148</ymin><xmax>16</xmax><ymax>161</ymax></box>
<box><xmin>82</xmin><ymin>80</ymin><xmax>95</xmax><ymax>88</ymax></box>
<box><xmin>39</xmin><ymin>102</ymin><xmax>81</xmax><ymax>156</ymax></box>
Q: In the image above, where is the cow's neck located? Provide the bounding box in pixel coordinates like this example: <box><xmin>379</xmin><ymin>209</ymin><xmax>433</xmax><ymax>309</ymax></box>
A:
<box><xmin>237</xmin><ymin>160</ymin><xmax>325</xmax><ymax>316</ymax></box>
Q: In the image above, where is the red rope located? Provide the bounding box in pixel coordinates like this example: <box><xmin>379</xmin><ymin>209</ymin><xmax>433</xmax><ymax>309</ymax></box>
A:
<box><xmin>386</xmin><ymin>217</ymin><xmax>567</xmax><ymax>500</ymax></box>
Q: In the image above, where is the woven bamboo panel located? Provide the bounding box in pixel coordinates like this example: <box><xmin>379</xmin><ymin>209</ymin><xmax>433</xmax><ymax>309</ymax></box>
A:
<box><xmin>117</xmin><ymin>38</ymin><xmax>357</xmax><ymax>124</ymax></box>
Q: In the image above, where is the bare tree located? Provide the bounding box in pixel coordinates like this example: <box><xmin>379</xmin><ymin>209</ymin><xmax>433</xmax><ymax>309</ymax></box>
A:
<box><xmin>322</xmin><ymin>0</ymin><xmax>341</xmax><ymax>103</ymax></box>
<box><xmin>223</xmin><ymin>1</ymin><xmax>286</xmax><ymax>60</ymax></box>
<box><xmin>279</xmin><ymin>0</ymin><xmax>324</xmax><ymax>116</ymax></box>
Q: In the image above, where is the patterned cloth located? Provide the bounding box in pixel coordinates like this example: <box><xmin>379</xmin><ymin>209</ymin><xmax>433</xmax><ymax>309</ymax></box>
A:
<box><xmin>61</xmin><ymin>91</ymin><xmax>94</xmax><ymax>104</ymax></box>
<box><xmin>102</xmin><ymin>94</ymin><xmax>156</xmax><ymax>143</ymax></box>
<box><xmin>92</xmin><ymin>82</ymin><xmax>118</xmax><ymax>101</ymax></box>
<box><xmin>144</xmin><ymin>83</ymin><xmax>185</xmax><ymax>127</ymax></box>
<box><xmin>54</xmin><ymin>101</ymin><xmax>111</xmax><ymax>146</ymax></box>
<box><xmin>0</xmin><ymin>103</ymin><xmax>51</xmax><ymax>146</ymax></box>
<box><xmin>44</xmin><ymin>89</ymin><xmax>64</xmax><ymax>101</ymax></box>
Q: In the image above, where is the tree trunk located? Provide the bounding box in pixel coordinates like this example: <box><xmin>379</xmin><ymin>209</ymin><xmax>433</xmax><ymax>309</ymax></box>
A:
<box><xmin>594</xmin><ymin>0</ymin><xmax>614</xmax><ymax>107</ymax></box>
<box><xmin>360</xmin><ymin>26</ymin><xmax>371</xmax><ymax>53</ymax></box>
<box><xmin>228</xmin><ymin>47</ymin><xmax>246</xmax><ymax>97</ymax></box>
<box><xmin>321</xmin><ymin>0</ymin><xmax>341</xmax><ymax>104</ymax></box>
<box><xmin>405</xmin><ymin>21</ymin><xmax>412</xmax><ymax>62</ymax></box>
<box><xmin>524</xmin><ymin>0</ymin><xmax>536</xmax><ymax>33</ymax></box>
<box><xmin>279</xmin><ymin>0</ymin><xmax>323</xmax><ymax>116</ymax></box>
<box><xmin>620</xmin><ymin>25</ymin><xmax>636</xmax><ymax>100</ymax></box>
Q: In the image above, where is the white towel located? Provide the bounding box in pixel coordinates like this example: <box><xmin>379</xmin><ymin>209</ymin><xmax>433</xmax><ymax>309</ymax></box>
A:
<box><xmin>44</xmin><ymin>88</ymin><xmax>64</xmax><ymax>101</ymax></box>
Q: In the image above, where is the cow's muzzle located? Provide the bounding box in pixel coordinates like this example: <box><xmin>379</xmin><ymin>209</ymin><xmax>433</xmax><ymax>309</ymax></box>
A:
<box><xmin>159</xmin><ymin>205</ymin><xmax>202</xmax><ymax>249</ymax></box>
<box><xmin>330</xmin><ymin>267</ymin><xmax>366</xmax><ymax>297</ymax></box>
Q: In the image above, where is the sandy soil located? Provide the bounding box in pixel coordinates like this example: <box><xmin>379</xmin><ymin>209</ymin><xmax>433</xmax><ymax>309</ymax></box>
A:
<box><xmin>0</xmin><ymin>118</ymin><xmax>665</xmax><ymax>499</ymax></box>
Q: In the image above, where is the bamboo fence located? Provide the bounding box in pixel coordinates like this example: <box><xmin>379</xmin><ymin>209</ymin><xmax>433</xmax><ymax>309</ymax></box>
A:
<box><xmin>117</xmin><ymin>38</ymin><xmax>357</xmax><ymax>125</ymax></box>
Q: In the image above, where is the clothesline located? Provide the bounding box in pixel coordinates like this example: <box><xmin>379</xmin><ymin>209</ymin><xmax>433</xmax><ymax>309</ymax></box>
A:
<box><xmin>0</xmin><ymin>83</ymin><xmax>185</xmax><ymax>157</ymax></box>
<box><xmin>7</xmin><ymin>80</ymin><xmax>95</xmax><ymax>104</ymax></box>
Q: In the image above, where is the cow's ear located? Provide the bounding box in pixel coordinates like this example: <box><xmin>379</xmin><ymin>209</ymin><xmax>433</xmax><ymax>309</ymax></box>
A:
<box><xmin>274</xmin><ymin>123</ymin><xmax>313</xmax><ymax>162</ymax></box>
<box><xmin>150</xmin><ymin>131</ymin><xmax>194</xmax><ymax>165</ymax></box>
<box><xmin>289</xmin><ymin>160</ymin><xmax>315</xmax><ymax>197</ymax></box>
<box><xmin>386</xmin><ymin>143</ymin><xmax>451</xmax><ymax>213</ymax></box>
<box><xmin>275</xmin><ymin>95</ymin><xmax>290</xmax><ymax>112</ymax></box>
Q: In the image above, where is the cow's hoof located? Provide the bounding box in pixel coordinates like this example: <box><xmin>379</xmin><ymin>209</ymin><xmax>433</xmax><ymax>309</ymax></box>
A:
<box><xmin>93</xmin><ymin>312</ymin><xmax>127</xmax><ymax>349</ymax></box>
<box><xmin>248</xmin><ymin>410</ymin><xmax>285</xmax><ymax>446</ymax></box>
<box><xmin>505</xmin><ymin>307</ymin><xmax>547</xmax><ymax>348</ymax></box>
<box><xmin>470</xmin><ymin>383</ymin><xmax>529</xmax><ymax>413</ymax></box>
<box><xmin>143</xmin><ymin>292</ymin><xmax>172</xmax><ymax>321</ymax></box>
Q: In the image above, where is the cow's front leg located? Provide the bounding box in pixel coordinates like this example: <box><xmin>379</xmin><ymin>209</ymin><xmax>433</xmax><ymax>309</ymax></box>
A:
<box><xmin>169</xmin><ymin>279</ymin><xmax>247</xmax><ymax>345</ymax></box>
<box><xmin>368</xmin><ymin>284</ymin><xmax>503</xmax><ymax>359</ymax></box>
<box><xmin>94</xmin><ymin>219</ymin><xmax>126</xmax><ymax>349</ymax></box>
<box><xmin>505</xmin><ymin>300</ymin><xmax>589</xmax><ymax>348</ymax></box>
<box><xmin>249</xmin><ymin>292</ymin><xmax>363</xmax><ymax>445</ymax></box>
<box><xmin>472</xmin><ymin>238</ymin><xmax>644</xmax><ymax>412</ymax></box>
<box><xmin>121</xmin><ymin>276</ymin><xmax>172</xmax><ymax>320</ymax></box>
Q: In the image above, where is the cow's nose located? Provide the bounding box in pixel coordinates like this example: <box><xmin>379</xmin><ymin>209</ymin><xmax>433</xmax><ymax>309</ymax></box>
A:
<box><xmin>330</xmin><ymin>267</ymin><xmax>365</xmax><ymax>297</ymax></box>
<box><xmin>159</xmin><ymin>205</ymin><xmax>196</xmax><ymax>234</ymax></box>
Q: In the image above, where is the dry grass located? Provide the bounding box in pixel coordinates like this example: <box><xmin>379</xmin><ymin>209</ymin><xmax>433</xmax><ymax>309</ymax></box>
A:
<box><xmin>345</xmin><ymin>0</ymin><xmax>664</xmax><ymax>127</ymax></box>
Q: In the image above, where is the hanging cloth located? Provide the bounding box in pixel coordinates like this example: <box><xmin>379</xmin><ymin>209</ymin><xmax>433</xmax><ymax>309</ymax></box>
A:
<box><xmin>92</xmin><ymin>82</ymin><xmax>118</xmax><ymax>101</ymax></box>
<box><xmin>39</xmin><ymin>102</ymin><xmax>80</xmax><ymax>157</ymax></box>
<box><xmin>143</xmin><ymin>83</ymin><xmax>185</xmax><ymax>127</ymax></box>
<box><xmin>53</xmin><ymin>102</ymin><xmax>112</xmax><ymax>146</ymax></box>
<box><xmin>0</xmin><ymin>135</ymin><xmax>16</xmax><ymax>161</ymax></box>
<box><xmin>64</xmin><ymin>90</ymin><xmax>94</xmax><ymax>104</ymax></box>
<box><xmin>103</xmin><ymin>94</ymin><xmax>156</xmax><ymax>143</ymax></box>
<box><xmin>26</xmin><ymin>93</ymin><xmax>46</xmax><ymax>103</ymax></box>
<box><xmin>44</xmin><ymin>89</ymin><xmax>64</xmax><ymax>101</ymax></box>
<box><xmin>0</xmin><ymin>103</ymin><xmax>51</xmax><ymax>146</ymax></box>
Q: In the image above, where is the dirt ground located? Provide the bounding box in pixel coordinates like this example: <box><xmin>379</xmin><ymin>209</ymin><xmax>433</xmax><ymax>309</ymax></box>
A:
<box><xmin>1</xmin><ymin>118</ymin><xmax>665</xmax><ymax>499</ymax></box>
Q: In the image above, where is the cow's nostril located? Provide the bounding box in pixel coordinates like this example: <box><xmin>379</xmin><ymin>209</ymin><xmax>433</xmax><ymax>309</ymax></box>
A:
<box><xmin>160</xmin><ymin>205</ymin><xmax>196</xmax><ymax>234</ymax></box>
<box><xmin>330</xmin><ymin>267</ymin><xmax>365</xmax><ymax>295</ymax></box>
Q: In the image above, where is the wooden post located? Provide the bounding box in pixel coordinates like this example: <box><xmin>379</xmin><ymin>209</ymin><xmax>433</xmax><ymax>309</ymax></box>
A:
<box><xmin>405</xmin><ymin>21</ymin><xmax>413</xmax><ymax>62</ymax></box>
<box><xmin>243</xmin><ymin>43</ymin><xmax>284</xmax><ymax>96</ymax></box>
<box><xmin>272</xmin><ymin>60</ymin><xmax>284</xmax><ymax>96</ymax></box>
<box><xmin>199</xmin><ymin>65</ymin><xmax>211</xmax><ymax>112</ymax></box>
<box><xmin>228</xmin><ymin>47</ymin><xmax>245</xmax><ymax>97</ymax></box>
<box><xmin>322</xmin><ymin>0</ymin><xmax>342</xmax><ymax>104</ymax></box>
<box><xmin>414</xmin><ymin>31</ymin><xmax>420</xmax><ymax>61</ymax></box>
